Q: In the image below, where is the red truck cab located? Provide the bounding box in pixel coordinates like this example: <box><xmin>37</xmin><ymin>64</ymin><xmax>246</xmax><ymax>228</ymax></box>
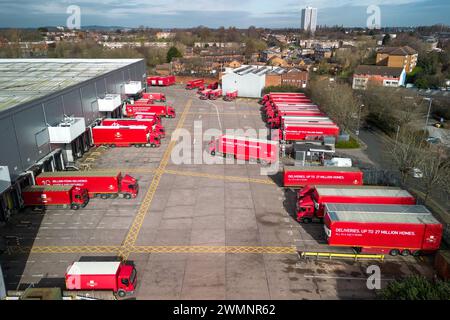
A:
<box><xmin>209</xmin><ymin>89</ymin><xmax>222</xmax><ymax>100</ymax></box>
<box><xmin>186</xmin><ymin>79</ymin><xmax>205</xmax><ymax>90</ymax></box>
<box><xmin>199</xmin><ymin>89</ymin><xmax>212</xmax><ymax>100</ymax></box>
<box><xmin>65</xmin><ymin>261</ymin><xmax>137</xmax><ymax>298</ymax></box>
<box><xmin>22</xmin><ymin>185</ymin><xmax>89</xmax><ymax>210</ymax></box>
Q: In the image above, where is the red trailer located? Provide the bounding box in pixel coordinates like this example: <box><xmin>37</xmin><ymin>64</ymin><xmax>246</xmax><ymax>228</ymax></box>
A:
<box><xmin>209</xmin><ymin>135</ymin><xmax>279</xmax><ymax>165</ymax></box>
<box><xmin>199</xmin><ymin>89</ymin><xmax>212</xmax><ymax>100</ymax></box>
<box><xmin>125</xmin><ymin>104</ymin><xmax>175</xmax><ymax>118</ymax></box>
<box><xmin>186</xmin><ymin>79</ymin><xmax>205</xmax><ymax>90</ymax></box>
<box><xmin>296</xmin><ymin>186</ymin><xmax>416</xmax><ymax>223</ymax></box>
<box><xmin>133</xmin><ymin>98</ymin><xmax>154</xmax><ymax>105</ymax></box>
<box><xmin>209</xmin><ymin>89</ymin><xmax>222</xmax><ymax>100</ymax></box>
<box><xmin>147</xmin><ymin>76</ymin><xmax>159</xmax><ymax>86</ymax></box>
<box><xmin>157</xmin><ymin>75</ymin><xmax>176</xmax><ymax>86</ymax></box>
<box><xmin>267</xmin><ymin>111</ymin><xmax>326</xmax><ymax>128</ymax></box>
<box><xmin>261</xmin><ymin>93</ymin><xmax>307</xmax><ymax>104</ymax></box>
<box><xmin>36</xmin><ymin>171</ymin><xmax>139</xmax><ymax>199</ymax></box>
<box><xmin>92</xmin><ymin>125</ymin><xmax>160</xmax><ymax>148</ymax></box>
<box><xmin>282</xmin><ymin>123</ymin><xmax>340</xmax><ymax>141</ymax></box>
<box><xmin>22</xmin><ymin>185</ymin><xmax>89</xmax><ymax>210</ymax></box>
<box><xmin>284</xmin><ymin>167</ymin><xmax>363</xmax><ymax>188</ymax></box>
<box><xmin>324</xmin><ymin>203</ymin><xmax>443</xmax><ymax>256</ymax></box>
<box><xmin>65</xmin><ymin>261</ymin><xmax>137</xmax><ymax>298</ymax></box>
<box><xmin>101</xmin><ymin>118</ymin><xmax>165</xmax><ymax>139</ymax></box>
<box><xmin>142</xmin><ymin>92</ymin><xmax>166</xmax><ymax>102</ymax></box>
<box><xmin>133</xmin><ymin>112</ymin><xmax>161</xmax><ymax>123</ymax></box>
<box><xmin>224</xmin><ymin>90</ymin><xmax>238</xmax><ymax>101</ymax></box>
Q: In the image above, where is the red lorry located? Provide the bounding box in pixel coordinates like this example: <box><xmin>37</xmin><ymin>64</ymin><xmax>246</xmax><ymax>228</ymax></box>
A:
<box><xmin>186</xmin><ymin>79</ymin><xmax>205</xmax><ymax>90</ymax></box>
<box><xmin>224</xmin><ymin>90</ymin><xmax>238</xmax><ymax>101</ymax></box>
<box><xmin>92</xmin><ymin>125</ymin><xmax>161</xmax><ymax>148</ymax></box>
<box><xmin>207</xmin><ymin>82</ymin><xmax>219</xmax><ymax>90</ymax></box>
<box><xmin>296</xmin><ymin>186</ymin><xmax>416</xmax><ymax>223</ymax></box>
<box><xmin>101</xmin><ymin>118</ymin><xmax>165</xmax><ymax>139</ymax></box>
<box><xmin>125</xmin><ymin>104</ymin><xmax>176</xmax><ymax>118</ymax></box>
<box><xmin>209</xmin><ymin>89</ymin><xmax>222</xmax><ymax>100</ymax></box>
<box><xmin>323</xmin><ymin>203</ymin><xmax>443</xmax><ymax>256</ymax></box>
<box><xmin>209</xmin><ymin>135</ymin><xmax>279</xmax><ymax>165</ymax></box>
<box><xmin>281</xmin><ymin>123</ymin><xmax>340</xmax><ymax>142</ymax></box>
<box><xmin>199</xmin><ymin>89</ymin><xmax>212</xmax><ymax>100</ymax></box>
<box><xmin>284</xmin><ymin>166</ymin><xmax>363</xmax><ymax>188</ymax></box>
<box><xmin>65</xmin><ymin>261</ymin><xmax>137</xmax><ymax>298</ymax></box>
<box><xmin>22</xmin><ymin>185</ymin><xmax>89</xmax><ymax>210</ymax></box>
<box><xmin>36</xmin><ymin>171</ymin><xmax>139</xmax><ymax>199</ymax></box>
<box><xmin>142</xmin><ymin>92</ymin><xmax>166</xmax><ymax>102</ymax></box>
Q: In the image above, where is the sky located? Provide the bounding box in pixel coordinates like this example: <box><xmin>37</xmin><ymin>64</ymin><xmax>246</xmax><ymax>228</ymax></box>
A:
<box><xmin>0</xmin><ymin>0</ymin><xmax>449</xmax><ymax>28</ymax></box>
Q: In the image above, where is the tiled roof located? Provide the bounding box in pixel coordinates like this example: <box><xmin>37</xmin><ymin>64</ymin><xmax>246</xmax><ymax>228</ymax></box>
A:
<box><xmin>378</xmin><ymin>46</ymin><xmax>418</xmax><ymax>56</ymax></box>
<box><xmin>354</xmin><ymin>65</ymin><xmax>404</xmax><ymax>77</ymax></box>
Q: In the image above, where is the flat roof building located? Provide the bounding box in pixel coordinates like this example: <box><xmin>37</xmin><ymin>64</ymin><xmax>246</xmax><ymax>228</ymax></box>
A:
<box><xmin>0</xmin><ymin>58</ymin><xmax>146</xmax><ymax>222</ymax></box>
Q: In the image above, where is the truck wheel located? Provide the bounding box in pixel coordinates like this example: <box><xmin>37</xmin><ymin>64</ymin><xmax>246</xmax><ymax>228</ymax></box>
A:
<box><xmin>71</xmin><ymin>204</ymin><xmax>80</xmax><ymax>210</ymax></box>
<box><xmin>401</xmin><ymin>250</ymin><xmax>411</xmax><ymax>257</ymax></box>
<box><xmin>390</xmin><ymin>249</ymin><xmax>400</xmax><ymax>256</ymax></box>
<box><xmin>135</xmin><ymin>144</ymin><xmax>141</xmax><ymax>148</ymax></box>
<box><xmin>302</xmin><ymin>218</ymin><xmax>312</xmax><ymax>224</ymax></box>
<box><xmin>100</xmin><ymin>194</ymin><xmax>109</xmax><ymax>200</ymax></box>
<box><xmin>110</xmin><ymin>144</ymin><xmax>116</xmax><ymax>148</ymax></box>
<box><xmin>211</xmin><ymin>151</ymin><xmax>216</xmax><ymax>156</ymax></box>
<box><xmin>117</xmin><ymin>290</ymin><xmax>126</xmax><ymax>298</ymax></box>
<box><xmin>124</xmin><ymin>193</ymin><xmax>132</xmax><ymax>200</ymax></box>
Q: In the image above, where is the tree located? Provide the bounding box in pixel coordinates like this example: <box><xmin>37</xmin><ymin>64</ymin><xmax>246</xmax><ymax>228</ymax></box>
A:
<box><xmin>166</xmin><ymin>46</ymin><xmax>183</xmax><ymax>63</ymax></box>
<box><xmin>378</xmin><ymin>275</ymin><xmax>450</xmax><ymax>300</ymax></box>
<box><xmin>382</xmin><ymin>34</ymin><xmax>391</xmax><ymax>45</ymax></box>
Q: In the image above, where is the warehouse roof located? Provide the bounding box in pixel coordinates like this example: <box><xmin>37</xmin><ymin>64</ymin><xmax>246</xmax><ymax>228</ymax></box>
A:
<box><xmin>0</xmin><ymin>58</ymin><xmax>143</xmax><ymax>112</ymax></box>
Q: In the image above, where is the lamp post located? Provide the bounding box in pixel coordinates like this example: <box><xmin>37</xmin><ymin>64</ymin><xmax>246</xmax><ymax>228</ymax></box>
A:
<box><xmin>356</xmin><ymin>104</ymin><xmax>364</xmax><ymax>136</ymax></box>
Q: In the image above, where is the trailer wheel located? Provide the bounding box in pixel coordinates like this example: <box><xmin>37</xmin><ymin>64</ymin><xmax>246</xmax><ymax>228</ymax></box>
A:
<box><xmin>211</xmin><ymin>151</ymin><xmax>216</xmax><ymax>156</ymax></box>
<box><xmin>135</xmin><ymin>144</ymin><xmax>141</xmax><ymax>148</ymax></box>
<box><xmin>100</xmin><ymin>194</ymin><xmax>109</xmax><ymax>200</ymax></box>
<box><xmin>260</xmin><ymin>160</ymin><xmax>268</xmax><ymax>166</ymax></box>
<box><xmin>390</xmin><ymin>249</ymin><xmax>400</xmax><ymax>256</ymax></box>
<box><xmin>401</xmin><ymin>250</ymin><xmax>411</xmax><ymax>257</ymax></box>
<box><xmin>110</xmin><ymin>144</ymin><xmax>116</xmax><ymax>148</ymax></box>
<box><xmin>71</xmin><ymin>204</ymin><xmax>80</xmax><ymax>210</ymax></box>
<box><xmin>124</xmin><ymin>193</ymin><xmax>132</xmax><ymax>200</ymax></box>
<box><xmin>117</xmin><ymin>290</ymin><xmax>126</xmax><ymax>298</ymax></box>
<box><xmin>302</xmin><ymin>218</ymin><xmax>312</xmax><ymax>224</ymax></box>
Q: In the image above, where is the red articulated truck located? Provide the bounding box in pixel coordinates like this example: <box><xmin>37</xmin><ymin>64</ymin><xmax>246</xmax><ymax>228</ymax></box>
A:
<box><xmin>92</xmin><ymin>126</ymin><xmax>160</xmax><ymax>148</ymax></box>
<box><xmin>207</xmin><ymin>82</ymin><xmax>219</xmax><ymax>90</ymax></box>
<box><xmin>296</xmin><ymin>186</ymin><xmax>416</xmax><ymax>223</ymax></box>
<box><xmin>101</xmin><ymin>118</ymin><xmax>165</xmax><ymax>139</ymax></box>
<box><xmin>36</xmin><ymin>171</ymin><xmax>139</xmax><ymax>199</ymax></box>
<box><xmin>323</xmin><ymin>203</ymin><xmax>443</xmax><ymax>256</ymax></box>
<box><xmin>65</xmin><ymin>261</ymin><xmax>137</xmax><ymax>298</ymax></box>
<box><xmin>22</xmin><ymin>185</ymin><xmax>89</xmax><ymax>210</ymax></box>
<box><xmin>186</xmin><ymin>79</ymin><xmax>205</xmax><ymax>90</ymax></box>
<box><xmin>281</xmin><ymin>123</ymin><xmax>340</xmax><ymax>142</ymax></box>
<box><xmin>209</xmin><ymin>89</ymin><xmax>222</xmax><ymax>100</ymax></box>
<box><xmin>209</xmin><ymin>135</ymin><xmax>279</xmax><ymax>165</ymax></box>
<box><xmin>284</xmin><ymin>166</ymin><xmax>363</xmax><ymax>188</ymax></box>
<box><xmin>125</xmin><ymin>104</ymin><xmax>175</xmax><ymax>118</ymax></box>
<box><xmin>142</xmin><ymin>92</ymin><xmax>166</xmax><ymax>102</ymax></box>
<box><xmin>224</xmin><ymin>90</ymin><xmax>238</xmax><ymax>101</ymax></box>
<box><xmin>199</xmin><ymin>89</ymin><xmax>212</xmax><ymax>100</ymax></box>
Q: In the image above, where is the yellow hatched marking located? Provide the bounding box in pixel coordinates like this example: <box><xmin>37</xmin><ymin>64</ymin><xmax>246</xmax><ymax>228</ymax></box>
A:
<box><xmin>119</xmin><ymin>99</ymin><xmax>193</xmax><ymax>259</ymax></box>
<box><xmin>8</xmin><ymin>246</ymin><xmax>120</xmax><ymax>254</ymax></box>
<box><xmin>300</xmin><ymin>251</ymin><xmax>385</xmax><ymax>261</ymax></box>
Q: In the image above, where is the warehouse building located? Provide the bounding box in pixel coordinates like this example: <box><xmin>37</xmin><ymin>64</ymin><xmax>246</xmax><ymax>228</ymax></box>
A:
<box><xmin>0</xmin><ymin>58</ymin><xmax>147</xmax><ymax>222</ymax></box>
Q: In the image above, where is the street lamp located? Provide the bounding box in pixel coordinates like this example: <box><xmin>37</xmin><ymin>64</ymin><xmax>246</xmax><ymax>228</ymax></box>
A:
<box><xmin>356</xmin><ymin>104</ymin><xmax>364</xmax><ymax>136</ymax></box>
<box><xmin>423</xmin><ymin>97</ymin><xmax>433</xmax><ymax>132</ymax></box>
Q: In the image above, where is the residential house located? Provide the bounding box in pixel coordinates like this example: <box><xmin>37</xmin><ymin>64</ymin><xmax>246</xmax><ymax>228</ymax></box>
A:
<box><xmin>352</xmin><ymin>65</ymin><xmax>406</xmax><ymax>90</ymax></box>
<box><xmin>281</xmin><ymin>68</ymin><xmax>309</xmax><ymax>88</ymax></box>
<box><xmin>267</xmin><ymin>56</ymin><xmax>289</xmax><ymax>67</ymax></box>
<box><xmin>376</xmin><ymin>46</ymin><xmax>418</xmax><ymax>73</ymax></box>
<box><xmin>260</xmin><ymin>50</ymin><xmax>280</xmax><ymax>62</ymax></box>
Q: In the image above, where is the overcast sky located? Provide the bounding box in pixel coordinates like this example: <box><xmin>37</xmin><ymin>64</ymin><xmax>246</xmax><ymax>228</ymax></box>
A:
<box><xmin>0</xmin><ymin>0</ymin><xmax>449</xmax><ymax>28</ymax></box>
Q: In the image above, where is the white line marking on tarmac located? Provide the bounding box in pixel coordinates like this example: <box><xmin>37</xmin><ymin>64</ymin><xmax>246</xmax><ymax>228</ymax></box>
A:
<box><xmin>304</xmin><ymin>274</ymin><xmax>395</xmax><ymax>281</ymax></box>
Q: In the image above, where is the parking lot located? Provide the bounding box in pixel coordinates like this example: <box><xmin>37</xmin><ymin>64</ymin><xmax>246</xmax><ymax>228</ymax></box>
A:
<box><xmin>0</xmin><ymin>85</ymin><xmax>436</xmax><ymax>299</ymax></box>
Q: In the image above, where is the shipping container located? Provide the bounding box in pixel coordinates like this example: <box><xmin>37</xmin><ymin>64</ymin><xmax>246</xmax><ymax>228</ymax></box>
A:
<box><xmin>209</xmin><ymin>135</ymin><xmax>279</xmax><ymax>165</ymax></box>
<box><xmin>22</xmin><ymin>185</ymin><xmax>89</xmax><ymax>210</ymax></box>
<box><xmin>284</xmin><ymin>166</ymin><xmax>363</xmax><ymax>188</ymax></box>
<box><xmin>65</xmin><ymin>261</ymin><xmax>137</xmax><ymax>298</ymax></box>
<box><xmin>324</xmin><ymin>203</ymin><xmax>443</xmax><ymax>255</ymax></box>
<box><xmin>92</xmin><ymin>125</ymin><xmax>160</xmax><ymax>148</ymax></box>
<box><xmin>36</xmin><ymin>171</ymin><xmax>139</xmax><ymax>199</ymax></box>
<box><xmin>296</xmin><ymin>185</ymin><xmax>416</xmax><ymax>223</ymax></box>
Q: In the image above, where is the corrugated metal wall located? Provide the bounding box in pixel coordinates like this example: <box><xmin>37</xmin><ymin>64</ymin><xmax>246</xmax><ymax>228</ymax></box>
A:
<box><xmin>222</xmin><ymin>72</ymin><xmax>265</xmax><ymax>99</ymax></box>
<box><xmin>0</xmin><ymin>59</ymin><xmax>146</xmax><ymax>181</ymax></box>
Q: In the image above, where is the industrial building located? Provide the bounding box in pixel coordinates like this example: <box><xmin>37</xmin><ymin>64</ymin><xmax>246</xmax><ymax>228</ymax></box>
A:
<box><xmin>0</xmin><ymin>58</ymin><xmax>146</xmax><ymax>222</ymax></box>
<box><xmin>221</xmin><ymin>65</ymin><xmax>285</xmax><ymax>98</ymax></box>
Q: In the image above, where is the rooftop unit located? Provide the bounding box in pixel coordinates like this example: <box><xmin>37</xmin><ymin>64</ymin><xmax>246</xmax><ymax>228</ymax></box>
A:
<box><xmin>97</xmin><ymin>94</ymin><xmax>122</xmax><ymax>112</ymax></box>
<box><xmin>124</xmin><ymin>81</ymin><xmax>143</xmax><ymax>95</ymax></box>
<box><xmin>48</xmin><ymin>116</ymin><xmax>86</xmax><ymax>144</ymax></box>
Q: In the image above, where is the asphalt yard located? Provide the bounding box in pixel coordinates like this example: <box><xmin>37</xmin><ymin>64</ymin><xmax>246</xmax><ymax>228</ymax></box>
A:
<box><xmin>0</xmin><ymin>85</ymin><xmax>435</xmax><ymax>299</ymax></box>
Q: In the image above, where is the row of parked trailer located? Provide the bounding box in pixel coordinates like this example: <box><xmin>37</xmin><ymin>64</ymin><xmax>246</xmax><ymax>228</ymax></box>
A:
<box><xmin>260</xmin><ymin>92</ymin><xmax>340</xmax><ymax>143</ymax></box>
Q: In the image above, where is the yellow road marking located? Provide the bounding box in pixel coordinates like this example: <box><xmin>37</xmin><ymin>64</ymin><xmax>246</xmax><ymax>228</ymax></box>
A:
<box><xmin>300</xmin><ymin>251</ymin><xmax>385</xmax><ymax>261</ymax></box>
<box><xmin>8</xmin><ymin>245</ymin><xmax>296</xmax><ymax>255</ymax></box>
<box><xmin>119</xmin><ymin>99</ymin><xmax>192</xmax><ymax>259</ymax></box>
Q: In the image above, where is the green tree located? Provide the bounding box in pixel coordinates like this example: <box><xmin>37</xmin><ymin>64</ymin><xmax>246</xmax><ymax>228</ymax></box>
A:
<box><xmin>378</xmin><ymin>275</ymin><xmax>450</xmax><ymax>300</ymax></box>
<box><xmin>166</xmin><ymin>46</ymin><xmax>183</xmax><ymax>63</ymax></box>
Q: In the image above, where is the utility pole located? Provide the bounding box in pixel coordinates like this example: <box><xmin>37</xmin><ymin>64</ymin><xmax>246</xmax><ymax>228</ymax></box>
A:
<box><xmin>423</xmin><ymin>97</ymin><xmax>433</xmax><ymax>132</ymax></box>
<box><xmin>356</xmin><ymin>104</ymin><xmax>364</xmax><ymax>136</ymax></box>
